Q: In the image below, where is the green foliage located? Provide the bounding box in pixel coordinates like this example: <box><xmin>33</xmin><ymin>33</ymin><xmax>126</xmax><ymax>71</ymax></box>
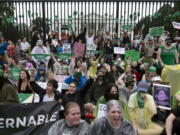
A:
<box><xmin>31</xmin><ymin>17</ymin><xmax>50</xmax><ymax>36</ymax></box>
<box><xmin>0</xmin><ymin>3</ymin><xmax>22</xmax><ymax>42</ymax></box>
<box><xmin>135</xmin><ymin>3</ymin><xmax>180</xmax><ymax>37</ymax></box>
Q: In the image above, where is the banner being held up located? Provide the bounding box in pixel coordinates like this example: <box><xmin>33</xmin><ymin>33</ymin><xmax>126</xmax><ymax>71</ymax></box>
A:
<box><xmin>0</xmin><ymin>101</ymin><xmax>60</xmax><ymax>135</ymax></box>
<box><xmin>153</xmin><ymin>84</ymin><xmax>171</xmax><ymax>110</ymax></box>
<box><xmin>125</xmin><ymin>50</ymin><xmax>140</xmax><ymax>62</ymax></box>
<box><xmin>149</xmin><ymin>26</ymin><xmax>164</xmax><ymax>37</ymax></box>
<box><xmin>31</xmin><ymin>53</ymin><xmax>51</xmax><ymax>61</ymax></box>
<box><xmin>113</xmin><ymin>47</ymin><xmax>125</xmax><ymax>54</ymax></box>
<box><xmin>172</xmin><ymin>21</ymin><xmax>180</xmax><ymax>29</ymax></box>
<box><xmin>9</xmin><ymin>66</ymin><xmax>21</xmax><ymax>81</ymax></box>
<box><xmin>97</xmin><ymin>104</ymin><xmax>107</xmax><ymax>119</ymax></box>
<box><xmin>54</xmin><ymin>53</ymin><xmax>73</xmax><ymax>60</ymax></box>
<box><xmin>73</xmin><ymin>42</ymin><xmax>85</xmax><ymax>58</ymax></box>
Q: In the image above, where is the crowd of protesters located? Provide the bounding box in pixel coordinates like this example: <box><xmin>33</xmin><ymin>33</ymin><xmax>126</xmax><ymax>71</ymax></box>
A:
<box><xmin>0</xmin><ymin>27</ymin><xmax>180</xmax><ymax>135</ymax></box>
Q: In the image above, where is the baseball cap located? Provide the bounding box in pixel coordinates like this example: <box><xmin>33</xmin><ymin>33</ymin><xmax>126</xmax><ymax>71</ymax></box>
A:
<box><xmin>39</xmin><ymin>66</ymin><xmax>45</xmax><ymax>70</ymax></box>
<box><xmin>137</xmin><ymin>81</ymin><xmax>149</xmax><ymax>92</ymax></box>
<box><xmin>152</xmin><ymin>76</ymin><xmax>162</xmax><ymax>82</ymax></box>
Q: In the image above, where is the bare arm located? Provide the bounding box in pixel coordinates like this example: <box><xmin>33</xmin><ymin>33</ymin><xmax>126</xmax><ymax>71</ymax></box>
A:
<box><xmin>165</xmin><ymin>113</ymin><xmax>176</xmax><ymax>135</ymax></box>
<box><xmin>175</xmin><ymin>49</ymin><xmax>179</xmax><ymax>64</ymax></box>
<box><xmin>157</xmin><ymin>47</ymin><xmax>164</xmax><ymax>66</ymax></box>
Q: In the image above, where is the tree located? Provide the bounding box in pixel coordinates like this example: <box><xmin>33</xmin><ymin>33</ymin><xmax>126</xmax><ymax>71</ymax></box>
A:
<box><xmin>135</xmin><ymin>3</ymin><xmax>180</xmax><ymax>37</ymax></box>
<box><xmin>0</xmin><ymin>3</ymin><xmax>23</xmax><ymax>42</ymax></box>
<box><xmin>30</xmin><ymin>17</ymin><xmax>50</xmax><ymax>38</ymax></box>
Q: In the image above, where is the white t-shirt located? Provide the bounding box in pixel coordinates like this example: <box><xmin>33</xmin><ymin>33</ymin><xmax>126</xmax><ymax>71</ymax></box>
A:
<box><xmin>43</xmin><ymin>94</ymin><xmax>54</xmax><ymax>102</ymax></box>
<box><xmin>20</xmin><ymin>42</ymin><xmax>30</xmax><ymax>51</ymax></box>
<box><xmin>86</xmin><ymin>36</ymin><xmax>94</xmax><ymax>46</ymax></box>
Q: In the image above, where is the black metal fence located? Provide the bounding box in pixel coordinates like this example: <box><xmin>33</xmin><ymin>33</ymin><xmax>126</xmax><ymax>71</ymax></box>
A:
<box><xmin>0</xmin><ymin>0</ymin><xmax>178</xmax><ymax>42</ymax></box>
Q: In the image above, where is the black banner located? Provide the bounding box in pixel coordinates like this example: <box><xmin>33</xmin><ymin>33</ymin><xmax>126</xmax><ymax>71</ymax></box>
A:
<box><xmin>0</xmin><ymin>101</ymin><xmax>61</xmax><ymax>135</ymax></box>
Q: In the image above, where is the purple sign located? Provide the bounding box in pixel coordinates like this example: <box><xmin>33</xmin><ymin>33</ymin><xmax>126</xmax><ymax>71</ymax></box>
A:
<box><xmin>153</xmin><ymin>84</ymin><xmax>171</xmax><ymax>110</ymax></box>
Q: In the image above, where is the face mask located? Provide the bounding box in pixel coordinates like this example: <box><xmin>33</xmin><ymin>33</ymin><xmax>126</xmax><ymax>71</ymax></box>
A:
<box><xmin>105</xmin><ymin>93</ymin><xmax>119</xmax><ymax>102</ymax></box>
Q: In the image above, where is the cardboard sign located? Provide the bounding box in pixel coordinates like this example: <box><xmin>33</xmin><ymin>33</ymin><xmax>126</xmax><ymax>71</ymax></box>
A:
<box><xmin>73</xmin><ymin>42</ymin><xmax>85</xmax><ymax>58</ymax></box>
<box><xmin>153</xmin><ymin>84</ymin><xmax>171</xmax><ymax>110</ymax></box>
<box><xmin>172</xmin><ymin>21</ymin><xmax>180</xmax><ymax>29</ymax></box>
<box><xmin>125</xmin><ymin>50</ymin><xmax>140</xmax><ymax>62</ymax></box>
<box><xmin>149</xmin><ymin>26</ymin><xmax>164</xmax><ymax>37</ymax></box>
<box><xmin>97</xmin><ymin>104</ymin><xmax>107</xmax><ymax>118</ymax></box>
<box><xmin>114</xmin><ymin>47</ymin><xmax>125</xmax><ymax>54</ymax></box>
<box><xmin>62</xmin><ymin>43</ymin><xmax>71</xmax><ymax>53</ymax></box>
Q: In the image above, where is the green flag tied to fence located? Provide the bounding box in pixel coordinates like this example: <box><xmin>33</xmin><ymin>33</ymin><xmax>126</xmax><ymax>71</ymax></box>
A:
<box><xmin>149</xmin><ymin>26</ymin><xmax>164</xmax><ymax>37</ymax></box>
<box><xmin>125</xmin><ymin>50</ymin><xmax>140</xmax><ymax>62</ymax></box>
<box><xmin>9</xmin><ymin>66</ymin><xmax>21</xmax><ymax>81</ymax></box>
<box><xmin>54</xmin><ymin>53</ymin><xmax>73</xmax><ymax>60</ymax></box>
<box><xmin>31</xmin><ymin>53</ymin><xmax>51</xmax><ymax>61</ymax></box>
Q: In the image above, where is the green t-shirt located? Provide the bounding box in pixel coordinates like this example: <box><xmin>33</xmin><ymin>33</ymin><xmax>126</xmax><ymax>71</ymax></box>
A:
<box><xmin>159</xmin><ymin>45</ymin><xmax>176</xmax><ymax>65</ymax></box>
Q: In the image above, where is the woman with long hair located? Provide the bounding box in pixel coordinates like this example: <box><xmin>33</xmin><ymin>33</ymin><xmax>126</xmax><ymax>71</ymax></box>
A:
<box><xmin>17</xmin><ymin>70</ymin><xmax>32</xmax><ymax>93</ymax></box>
<box><xmin>93</xmin><ymin>83</ymin><xmax>130</xmax><ymax>120</ymax></box>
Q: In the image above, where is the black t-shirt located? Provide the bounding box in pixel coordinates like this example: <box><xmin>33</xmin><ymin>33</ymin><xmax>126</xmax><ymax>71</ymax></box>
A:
<box><xmin>173</xmin><ymin>106</ymin><xmax>180</xmax><ymax>117</ymax></box>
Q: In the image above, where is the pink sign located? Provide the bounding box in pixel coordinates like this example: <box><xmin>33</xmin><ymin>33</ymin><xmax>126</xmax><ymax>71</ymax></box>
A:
<box><xmin>73</xmin><ymin>42</ymin><xmax>85</xmax><ymax>58</ymax></box>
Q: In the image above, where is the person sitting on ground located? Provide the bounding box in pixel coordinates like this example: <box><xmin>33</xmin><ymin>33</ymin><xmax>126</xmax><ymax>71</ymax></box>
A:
<box><xmin>85</xmin><ymin>69</ymin><xmax>108</xmax><ymax>105</ymax></box>
<box><xmin>118</xmin><ymin>74</ymin><xmax>137</xmax><ymax>103</ymax></box>
<box><xmin>35</xmin><ymin>66</ymin><xmax>47</xmax><ymax>82</ymax></box>
<box><xmin>165</xmin><ymin>105</ymin><xmax>180</xmax><ymax>135</ymax></box>
<box><xmin>89</xmin><ymin>100</ymin><xmax>136</xmax><ymax>135</ymax></box>
<box><xmin>0</xmin><ymin>76</ymin><xmax>19</xmax><ymax>104</ymax></box>
<box><xmin>64</xmin><ymin>71</ymin><xmax>87</xmax><ymax>90</ymax></box>
<box><xmin>17</xmin><ymin>70</ymin><xmax>32</xmax><ymax>93</ymax></box>
<box><xmin>117</xmin><ymin>64</ymin><xmax>136</xmax><ymax>88</ymax></box>
<box><xmin>141</xmin><ymin>66</ymin><xmax>158</xmax><ymax>83</ymax></box>
<box><xmin>128</xmin><ymin>81</ymin><xmax>163</xmax><ymax>135</ymax></box>
<box><xmin>48</xmin><ymin>102</ymin><xmax>90</xmax><ymax>135</ymax></box>
<box><xmin>29</xmin><ymin>69</ymin><xmax>61</xmax><ymax>102</ymax></box>
<box><xmin>91</xmin><ymin>83</ymin><xmax>130</xmax><ymax>120</ymax></box>
<box><xmin>62</xmin><ymin>77</ymin><xmax>94</xmax><ymax>119</ymax></box>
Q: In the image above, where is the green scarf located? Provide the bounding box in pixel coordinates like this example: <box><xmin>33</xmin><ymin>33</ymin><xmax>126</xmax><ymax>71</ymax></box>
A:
<box><xmin>137</xmin><ymin>91</ymin><xmax>144</xmax><ymax>108</ymax></box>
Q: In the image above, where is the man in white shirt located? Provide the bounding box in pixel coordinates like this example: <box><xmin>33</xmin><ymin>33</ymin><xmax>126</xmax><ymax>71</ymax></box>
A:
<box><xmin>31</xmin><ymin>40</ymin><xmax>50</xmax><ymax>64</ymax></box>
<box><xmin>20</xmin><ymin>37</ymin><xmax>30</xmax><ymax>56</ymax></box>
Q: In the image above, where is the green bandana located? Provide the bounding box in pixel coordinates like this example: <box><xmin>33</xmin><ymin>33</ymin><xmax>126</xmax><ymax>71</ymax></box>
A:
<box><xmin>149</xmin><ymin>66</ymin><xmax>157</xmax><ymax>72</ymax></box>
<box><xmin>137</xmin><ymin>91</ymin><xmax>144</xmax><ymax>108</ymax></box>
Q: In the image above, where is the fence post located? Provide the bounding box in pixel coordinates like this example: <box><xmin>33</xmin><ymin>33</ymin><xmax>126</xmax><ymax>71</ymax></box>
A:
<box><xmin>42</xmin><ymin>1</ymin><xmax>46</xmax><ymax>44</ymax></box>
<box><xmin>116</xmin><ymin>1</ymin><xmax>119</xmax><ymax>35</ymax></box>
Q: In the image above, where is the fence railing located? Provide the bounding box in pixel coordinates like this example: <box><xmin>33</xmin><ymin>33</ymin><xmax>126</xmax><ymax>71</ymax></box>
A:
<box><xmin>0</xmin><ymin>0</ymin><xmax>178</xmax><ymax>42</ymax></box>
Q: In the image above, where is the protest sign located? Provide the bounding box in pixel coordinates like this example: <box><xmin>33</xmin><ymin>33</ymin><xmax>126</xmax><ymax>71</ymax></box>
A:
<box><xmin>97</xmin><ymin>104</ymin><xmax>107</xmax><ymax>119</ymax></box>
<box><xmin>73</xmin><ymin>42</ymin><xmax>85</xmax><ymax>58</ymax></box>
<box><xmin>0</xmin><ymin>101</ymin><xmax>60</xmax><ymax>135</ymax></box>
<box><xmin>9</xmin><ymin>66</ymin><xmax>21</xmax><ymax>81</ymax></box>
<box><xmin>153</xmin><ymin>84</ymin><xmax>171</xmax><ymax>110</ymax></box>
<box><xmin>31</xmin><ymin>53</ymin><xmax>51</xmax><ymax>61</ymax></box>
<box><xmin>149</xmin><ymin>26</ymin><xmax>164</xmax><ymax>37</ymax></box>
<box><xmin>114</xmin><ymin>47</ymin><xmax>125</xmax><ymax>54</ymax></box>
<box><xmin>172</xmin><ymin>21</ymin><xmax>180</xmax><ymax>29</ymax></box>
<box><xmin>62</xmin><ymin>43</ymin><xmax>71</xmax><ymax>53</ymax></box>
<box><xmin>125</xmin><ymin>50</ymin><xmax>140</xmax><ymax>62</ymax></box>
